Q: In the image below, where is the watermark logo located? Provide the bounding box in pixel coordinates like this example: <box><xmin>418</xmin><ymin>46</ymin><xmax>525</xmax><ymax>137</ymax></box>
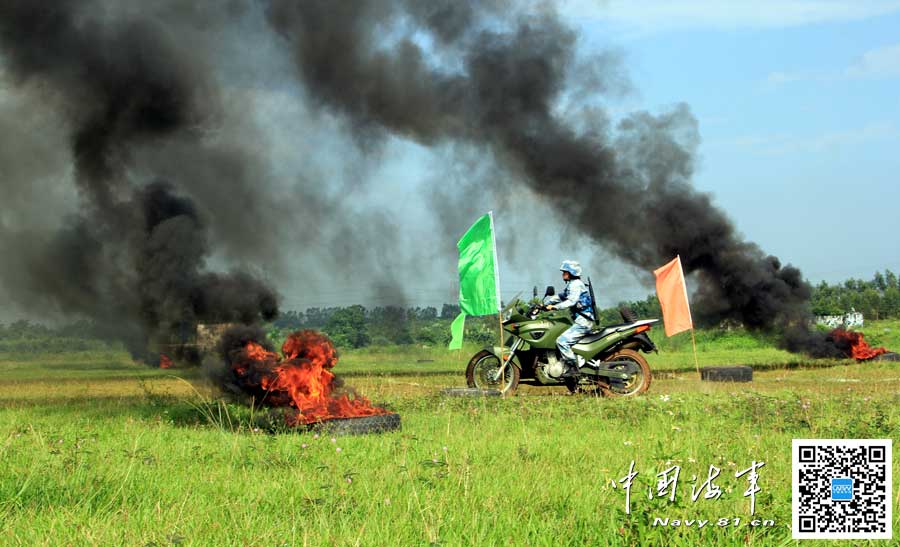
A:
<box><xmin>831</xmin><ymin>478</ymin><xmax>853</xmax><ymax>501</ymax></box>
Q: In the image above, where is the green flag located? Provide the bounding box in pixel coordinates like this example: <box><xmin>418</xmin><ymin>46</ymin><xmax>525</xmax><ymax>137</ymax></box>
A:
<box><xmin>457</xmin><ymin>213</ymin><xmax>501</xmax><ymax>316</ymax></box>
<box><xmin>448</xmin><ymin>312</ymin><xmax>466</xmax><ymax>350</ymax></box>
<box><xmin>448</xmin><ymin>212</ymin><xmax>501</xmax><ymax>349</ymax></box>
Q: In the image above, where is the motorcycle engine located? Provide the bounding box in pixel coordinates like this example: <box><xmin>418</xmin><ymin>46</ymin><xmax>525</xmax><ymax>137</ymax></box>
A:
<box><xmin>536</xmin><ymin>353</ymin><xmax>588</xmax><ymax>383</ymax></box>
<box><xmin>534</xmin><ymin>353</ymin><xmax>565</xmax><ymax>382</ymax></box>
<box><xmin>545</xmin><ymin>359</ymin><xmax>565</xmax><ymax>379</ymax></box>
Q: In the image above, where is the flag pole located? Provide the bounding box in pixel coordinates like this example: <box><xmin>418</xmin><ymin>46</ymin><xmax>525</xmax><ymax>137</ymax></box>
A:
<box><xmin>489</xmin><ymin>211</ymin><xmax>504</xmax><ymax>347</ymax></box>
<box><xmin>489</xmin><ymin>211</ymin><xmax>506</xmax><ymax>382</ymax></box>
<box><xmin>677</xmin><ymin>255</ymin><xmax>701</xmax><ymax>375</ymax></box>
<box><xmin>690</xmin><ymin>327</ymin><xmax>700</xmax><ymax>375</ymax></box>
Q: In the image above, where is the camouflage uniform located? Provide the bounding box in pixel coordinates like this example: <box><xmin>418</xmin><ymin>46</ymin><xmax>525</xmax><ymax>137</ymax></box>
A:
<box><xmin>547</xmin><ymin>277</ymin><xmax>594</xmax><ymax>365</ymax></box>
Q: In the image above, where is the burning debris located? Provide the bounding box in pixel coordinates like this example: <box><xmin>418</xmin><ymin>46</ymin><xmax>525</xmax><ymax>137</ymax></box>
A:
<box><xmin>782</xmin><ymin>322</ymin><xmax>900</xmax><ymax>362</ymax></box>
<box><xmin>221</xmin><ymin>327</ymin><xmax>389</xmax><ymax>426</ymax></box>
<box><xmin>827</xmin><ymin>328</ymin><xmax>891</xmax><ymax>362</ymax></box>
<box><xmin>159</xmin><ymin>354</ymin><xmax>173</xmax><ymax>369</ymax></box>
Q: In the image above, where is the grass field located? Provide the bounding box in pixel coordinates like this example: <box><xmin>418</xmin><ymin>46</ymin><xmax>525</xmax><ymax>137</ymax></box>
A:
<box><xmin>1</xmin><ymin>322</ymin><xmax>899</xmax><ymax>545</ymax></box>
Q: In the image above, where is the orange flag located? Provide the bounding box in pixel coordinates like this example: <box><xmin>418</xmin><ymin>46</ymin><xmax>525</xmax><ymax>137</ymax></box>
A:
<box><xmin>653</xmin><ymin>255</ymin><xmax>693</xmax><ymax>337</ymax></box>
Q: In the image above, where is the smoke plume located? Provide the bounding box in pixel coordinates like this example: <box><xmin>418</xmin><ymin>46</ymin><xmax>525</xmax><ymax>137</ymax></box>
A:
<box><xmin>266</xmin><ymin>1</ymin><xmax>814</xmax><ymax>335</ymax></box>
<box><xmin>0</xmin><ymin>1</ymin><xmax>277</xmax><ymax>359</ymax></box>
<box><xmin>0</xmin><ymin>0</ymin><xmax>830</xmax><ymax>357</ymax></box>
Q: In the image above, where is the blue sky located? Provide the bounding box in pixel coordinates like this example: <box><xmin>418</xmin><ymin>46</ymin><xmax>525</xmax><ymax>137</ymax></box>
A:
<box><xmin>567</xmin><ymin>1</ymin><xmax>900</xmax><ymax>283</ymax></box>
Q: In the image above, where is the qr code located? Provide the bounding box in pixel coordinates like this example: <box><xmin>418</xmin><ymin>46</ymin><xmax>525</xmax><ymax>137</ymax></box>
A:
<box><xmin>792</xmin><ymin>439</ymin><xmax>892</xmax><ymax>539</ymax></box>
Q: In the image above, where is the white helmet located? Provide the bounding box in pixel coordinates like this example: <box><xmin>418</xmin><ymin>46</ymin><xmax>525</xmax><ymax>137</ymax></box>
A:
<box><xmin>559</xmin><ymin>260</ymin><xmax>582</xmax><ymax>277</ymax></box>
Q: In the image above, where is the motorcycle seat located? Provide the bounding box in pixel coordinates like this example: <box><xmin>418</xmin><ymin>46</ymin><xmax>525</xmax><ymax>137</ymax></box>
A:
<box><xmin>580</xmin><ymin>323</ymin><xmax>632</xmax><ymax>344</ymax></box>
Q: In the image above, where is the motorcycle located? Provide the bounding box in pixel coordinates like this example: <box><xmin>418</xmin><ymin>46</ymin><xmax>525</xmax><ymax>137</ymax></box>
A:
<box><xmin>465</xmin><ymin>281</ymin><xmax>659</xmax><ymax>396</ymax></box>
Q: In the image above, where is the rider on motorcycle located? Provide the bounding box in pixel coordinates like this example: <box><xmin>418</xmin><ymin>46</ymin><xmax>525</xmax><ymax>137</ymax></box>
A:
<box><xmin>545</xmin><ymin>260</ymin><xmax>594</xmax><ymax>379</ymax></box>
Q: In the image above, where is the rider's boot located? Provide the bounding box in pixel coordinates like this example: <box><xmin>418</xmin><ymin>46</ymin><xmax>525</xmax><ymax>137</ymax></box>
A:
<box><xmin>560</xmin><ymin>359</ymin><xmax>580</xmax><ymax>379</ymax></box>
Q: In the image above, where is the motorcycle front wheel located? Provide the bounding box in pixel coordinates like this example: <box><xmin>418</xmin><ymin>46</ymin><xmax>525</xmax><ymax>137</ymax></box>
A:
<box><xmin>465</xmin><ymin>350</ymin><xmax>520</xmax><ymax>395</ymax></box>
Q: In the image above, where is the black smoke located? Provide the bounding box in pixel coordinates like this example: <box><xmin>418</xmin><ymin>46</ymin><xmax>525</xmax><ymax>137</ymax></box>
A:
<box><xmin>782</xmin><ymin>325</ymin><xmax>845</xmax><ymax>359</ymax></box>
<box><xmin>0</xmin><ymin>1</ymin><xmax>277</xmax><ymax>360</ymax></box>
<box><xmin>0</xmin><ymin>0</ymin><xmax>832</xmax><ymax>357</ymax></box>
<box><xmin>265</xmin><ymin>1</ymin><xmax>817</xmax><ymax>343</ymax></box>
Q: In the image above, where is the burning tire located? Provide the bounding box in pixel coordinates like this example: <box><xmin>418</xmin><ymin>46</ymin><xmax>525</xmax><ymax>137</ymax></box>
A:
<box><xmin>225</xmin><ymin>328</ymin><xmax>397</xmax><ymax>434</ymax></box>
<box><xmin>254</xmin><ymin>409</ymin><xmax>401</xmax><ymax>435</ymax></box>
<box><xmin>309</xmin><ymin>413</ymin><xmax>402</xmax><ymax>436</ymax></box>
<box><xmin>700</xmin><ymin>366</ymin><xmax>753</xmax><ymax>382</ymax></box>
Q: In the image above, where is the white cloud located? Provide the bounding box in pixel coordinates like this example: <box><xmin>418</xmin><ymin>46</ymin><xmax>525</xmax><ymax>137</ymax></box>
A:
<box><xmin>727</xmin><ymin>122</ymin><xmax>898</xmax><ymax>156</ymax></box>
<box><xmin>764</xmin><ymin>43</ymin><xmax>900</xmax><ymax>86</ymax></box>
<box><xmin>563</xmin><ymin>0</ymin><xmax>900</xmax><ymax>32</ymax></box>
<box><xmin>765</xmin><ymin>69</ymin><xmax>825</xmax><ymax>86</ymax></box>
<box><xmin>845</xmin><ymin>43</ymin><xmax>900</xmax><ymax>78</ymax></box>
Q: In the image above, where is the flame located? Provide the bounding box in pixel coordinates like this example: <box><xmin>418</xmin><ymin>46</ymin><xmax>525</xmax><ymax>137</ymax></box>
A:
<box><xmin>828</xmin><ymin>328</ymin><xmax>889</xmax><ymax>361</ymax></box>
<box><xmin>244</xmin><ymin>341</ymin><xmax>277</xmax><ymax>362</ymax></box>
<box><xmin>229</xmin><ymin>330</ymin><xmax>388</xmax><ymax>425</ymax></box>
<box><xmin>159</xmin><ymin>354</ymin><xmax>173</xmax><ymax>369</ymax></box>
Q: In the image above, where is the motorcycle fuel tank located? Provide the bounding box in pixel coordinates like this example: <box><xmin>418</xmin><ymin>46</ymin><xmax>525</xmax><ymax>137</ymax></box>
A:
<box><xmin>514</xmin><ymin>320</ymin><xmax>570</xmax><ymax>349</ymax></box>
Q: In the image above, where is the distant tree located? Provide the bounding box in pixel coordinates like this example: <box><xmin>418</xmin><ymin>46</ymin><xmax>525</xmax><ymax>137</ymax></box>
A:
<box><xmin>412</xmin><ymin>320</ymin><xmax>451</xmax><ymax>345</ymax></box>
<box><xmin>440</xmin><ymin>303</ymin><xmax>460</xmax><ymax>319</ymax></box>
<box><xmin>418</xmin><ymin>306</ymin><xmax>437</xmax><ymax>321</ymax></box>
<box><xmin>6</xmin><ymin>320</ymin><xmax>50</xmax><ymax>338</ymax></box>
<box><xmin>626</xmin><ymin>295</ymin><xmax>662</xmax><ymax>319</ymax></box>
<box><xmin>323</xmin><ymin>305</ymin><xmax>369</xmax><ymax>348</ymax></box>
<box><xmin>874</xmin><ymin>271</ymin><xmax>887</xmax><ymax>291</ymax></box>
<box><xmin>304</xmin><ymin>308</ymin><xmax>323</xmax><ymax>327</ymax></box>
<box><xmin>883</xmin><ymin>287</ymin><xmax>900</xmax><ymax>318</ymax></box>
<box><xmin>465</xmin><ymin>315</ymin><xmax>497</xmax><ymax>345</ymax></box>
<box><xmin>273</xmin><ymin>310</ymin><xmax>304</xmax><ymax>330</ymax></box>
<box><xmin>811</xmin><ymin>281</ymin><xmax>843</xmax><ymax>316</ymax></box>
<box><xmin>56</xmin><ymin>320</ymin><xmax>101</xmax><ymax>339</ymax></box>
<box><xmin>366</xmin><ymin>306</ymin><xmax>411</xmax><ymax>344</ymax></box>
<box><xmin>304</xmin><ymin>307</ymin><xmax>338</xmax><ymax>328</ymax></box>
<box><xmin>843</xmin><ymin>278</ymin><xmax>864</xmax><ymax>292</ymax></box>
<box><xmin>861</xmin><ymin>288</ymin><xmax>883</xmax><ymax>320</ymax></box>
<box><xmin>406</xmin><ymin>307</ymin><xmax>420</xmax><ymax>321</ymax></box>
<box><xmin>406</xmin><ymin>306</ymin><xmax>438</xmax><ymax>321</ymax></box>
<box><xmin>596</xmin><ymin>307</ymin><xmax>622</xmax><ymax>325</ymax></box>
<box><xmin>885</xmin><ymin>270</ymin><xmax>899</xmax><ymax>290</ymax></box>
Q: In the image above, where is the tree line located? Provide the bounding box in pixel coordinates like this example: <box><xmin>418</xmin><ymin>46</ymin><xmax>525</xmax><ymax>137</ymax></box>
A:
<box><xmin>810</xmin><ymin>270</ymin><xmax>900</xmax><ymax>320</ymax></box>
<box><xmin>273</xmin><ymin>299</ymin><xmax>669</xmax><ymax>349</ymax></box>
<box><xmin>3</xmin><ymin>270</ymin><xmax>898</xmax><ymax>352</ymax></box>
<box><xmin>0</xmin><ymin>319</ymin><xmax>116</xmax><ymax>353</ymax></box>
<box><xmin>274</xmin><ymin>270</ymin><xmax>900</xmax><ymax>348</ymax></box>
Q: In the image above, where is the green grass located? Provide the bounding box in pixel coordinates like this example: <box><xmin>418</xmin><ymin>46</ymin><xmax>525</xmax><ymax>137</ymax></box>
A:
<box><xmin>0</xmin><ymin>323</ymin><xmax>899</xmax><ymax>545</ymax></box>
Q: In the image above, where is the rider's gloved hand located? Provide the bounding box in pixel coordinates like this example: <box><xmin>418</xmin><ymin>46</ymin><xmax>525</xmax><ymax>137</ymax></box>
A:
<box><xmin>545</xmin><ymin>305</ymin><xmax>555</xmax><ymax>310</ymax></box>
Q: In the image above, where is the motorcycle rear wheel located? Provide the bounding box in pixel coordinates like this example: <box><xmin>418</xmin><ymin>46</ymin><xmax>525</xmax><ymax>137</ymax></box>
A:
<box><xmin>465</xmin><ymin>350</ymin><xmax>520</xmax><ymax>395</ymax></box>
<box><xmin>566</xmin><ymin>348</ymin><xmax>651</xmax><ymax>397</ymax></box>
